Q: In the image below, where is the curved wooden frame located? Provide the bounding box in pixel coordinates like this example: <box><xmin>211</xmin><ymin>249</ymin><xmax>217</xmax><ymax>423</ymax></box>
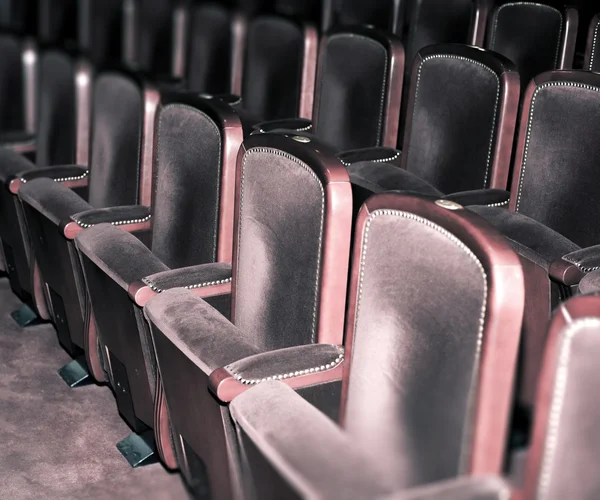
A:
<box><xmin>340</xmin><ymin>193</ymin><xmax>525</xmax><ymax>476</ymax></box>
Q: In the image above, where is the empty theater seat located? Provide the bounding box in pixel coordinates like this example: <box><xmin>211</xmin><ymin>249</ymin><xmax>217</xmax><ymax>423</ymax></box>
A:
<box><xmin>16</xmin><ymin>71</ymin><xmax>152</xmax><ymax>357</ymax></box>
<box><xmin>256</xmin><ymin>26</ymin><xmax>404</xmax><ymax>151</ymax></box>
<box><xmin>467</xmin><ymin>70</ymin><xmax>600</xmax><ymax>416</ymax></box>
<box><xmin>143</xmin><ymin>131</ymin><xmax>353</xmax><ymax>497</ymax></box>
<box><xmin>74</xmin><ymin>94</ymin><xmax>243</xmax><ymax>461</ymax></box>
<box><xmin>484</xmin><ymin>2</ymin><xmax>578</xmax><ymax>92</ymax></box>
<box><xmin>341</xmin><ymin>43</ymin><xmax>520</xmax><ymax>209</ymax></box>
<box><xmin>585</xmin><ymin>13</ymin><xmax>600</xmax><ymax>73</ymax></box>
<box><xmin>77</xmin><ymin>0</ymin><xmax>124</xmax><ymax>67</ymax></box>
<box><xmin>227</xmin><ymin>193</ymin><xmax>524</xmax><ymax>500</ymax></box>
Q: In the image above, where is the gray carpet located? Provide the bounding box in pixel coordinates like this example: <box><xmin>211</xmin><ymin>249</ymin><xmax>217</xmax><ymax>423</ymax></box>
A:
<box><xmin>0</xmin><ymin>278</ymin><xmax>190</xmax><ymax>500</ymax></box>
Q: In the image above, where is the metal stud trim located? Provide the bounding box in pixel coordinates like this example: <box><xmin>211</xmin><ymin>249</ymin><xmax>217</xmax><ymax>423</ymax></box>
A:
<box><xmin>590</xmin><ymin>22</ymin><xmax>599</xmax><ymax>71</ymax></box>
<box><xmin>562</xmin><ymin>255</ymin><xmax>600</xmax><ymax>273</ymax></box>
<box><xmin>21</xmin><ymin>170</ymin><xmax>89</xmax><ymax>184</ymax></box>
<box><xmin>339</xmin><ymin>150</ymin><xmax>401</xmax><ymax>166</ymax></box>
<box><xmin>141</xmin><ymin>275</ymin><xmax>232</xmax><ymax>293</ymax></box>
<box><xmin>72</xmin><ymin>213</ymin><xmax>151</xmax><ymax>229</ymax></box>
<box><xmin>486</xmin><ymin>199</ymin><xmax>509</xmax><ymax>208</ymax></box>
<box><xmin>226</xmin><ymin>352</ymin><xmax>344</xmax><ymax>386</ymax></box>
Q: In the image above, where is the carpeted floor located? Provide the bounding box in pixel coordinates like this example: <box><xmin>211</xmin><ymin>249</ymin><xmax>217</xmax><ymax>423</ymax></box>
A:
<box><xmin>0</xmin><ymin>278</ymin><xmax>190</xmax><ymax>500</ymax></box>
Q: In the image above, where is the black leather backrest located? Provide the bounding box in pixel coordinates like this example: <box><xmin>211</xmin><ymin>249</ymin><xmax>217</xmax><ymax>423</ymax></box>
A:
<box><xmin>78</xmin><ymin>0</ymin><xmax>123</xmax><ymax>67</ymax></box>
<box><xmin>242</xmin><ymin>15</ymin><xmax>304</xmax><ymax>121</ymax></box>
<box><xmin>38</xmin><ymin>0</ymin><xmax>78</xmax><ymax>45</ymax></box>
<box><xmin>486</xmin><ymin>2</ymin><xmax>563</xmax><ymax>92</ymax></box>
<box><xmin>234</xmin><ymin>147</ymin><xmax>326</xmax><ymax>351</ymax></box>
<box><xmin>404</xmin><ymin>0</ymin><xmax>474</xmax><ymax>74</ymax></box>
<box><xmin>515</xmin><ymin>73</ymin><xmax>600</xmax><ymax>248</ymax></box>
<box><xmin>151</xmin><ymin>103</ymin><xmax>223</xmax><ymax>269</ymax></box>
<box><xmin>344</xmin><ymin>206</ymin><xmax>489</xmax><ymax>489</ymax></box>
<box><xmin>587</xmin><ymin>15</ymin><xmax>600</xmax><ymax>73</ymax></box>
<box><xmin>36</xmin><ymin>51</ymin><xmax>76</xmax><ymax>167</ymax></box>
<box><xmin>315</xmin><ymin>31</ymin><xmax>389</xmax><ymax>151</ymax></box>
<box><xmin>0</xmin><ymin>34</ymin><xmax>24</xmax><ymax>131</ymax></box>
<box><xmin>403</xmin><ymin>45</ymin><xmax>515</xmax><ymax>193</ymax></box>
<box><xmin>336</xmin><ymin>0</ymin><xmax>401</xmax><ymax>33</ymax></box>
<box><xmin>186</xmin><ymin>3</ymin><xmax>233</xmax><ymax>94</ymax></box>
<box><xmin>88</xmin><ymin>73</ymin><xmax>143</xmax><ymax>208</ymax></box>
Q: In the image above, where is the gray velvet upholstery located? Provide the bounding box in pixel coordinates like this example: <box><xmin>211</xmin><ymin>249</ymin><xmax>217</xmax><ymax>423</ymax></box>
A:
<box><xmin>512</xmin><ymin>77</ymin><xmax>600</xmax><ymax>249</ymax></box>
<box><xmin>145</xmin><ymin>288</ymin><xmax>259</xmax><ymax>377</ymax></box>
<box><xmin>242</xmin><ymin>15</ymin><xmax>304</xmax><ymax>121</ymax></box>
<box><xmin>0</xmin><ymin>147</ymin><xmax>35</xmax><ymax>183</ymax></box>
<box><xmin>76</xmin><ymin>223</ymin><xmax>166</xmax><ymax>293</ymax></box>
<box><xmin>442</xmin><ymin>189</ymin><xmax>510</xmax><ymax>208</ymax></box>
<box><xmin>486</xmin><ymin>3</ymin><xmax>564</xmax><ymax>91</ymax></box>
<box><xmin>578</xmin><ymin>271</ymin><xmax>600</xmax><ymax>295</ymax></box>
<box><xmin>230</xmin><ymin>381</ymin><xmax>397</xmax><ymax>500</ymax></box>
<box><xmin>561</xmin><ymin>245</ymin><xmax>600</xmax><ymax>274</ymax></box>
<box><xmin>150</xmin><ymin>103</ymin><xmax>223</xmax><ymax>269</ymax></box>
<box><xmin>344</xmin><ymin>209</ymin><xmax>488</xmax><ymax>489</ymax></box>
<box><xmin>254</xmin><ymin>118</ymin><xmax>313</xmax><ymax>134</ymax></box>
<box><xmin>314</xmin><ymin>31</ymin><xmax>390</xmax><ymax>151</ymax></box>
<box><xmin>87</xmin><ymin>73</ymin><xmax>143</xmax><ymax>208</ymax></box>
<box><xmin>469</xmin><ymin>206</ymin><xmax>580</xmax><ymax>270</ymax></box>
<box><xmin>338</xmin><ymin>147</ymin><xmax>402</xmax><ymax>166</ymax></box>
<box><xmin>347</xmin><ymin>162</ymin><xmax>442</xmax><ymax>196</ymax></box>
<box><xmin>225</xmin><ymin>344</ymin><xmax>344</xmax><ymax>384</ymax></box>
<box><xmin>19</xmin><ymin>164</ymin><xmax>88</xmax><ymax>184</ymax></box>
<box><xmin>143</xmin><ymin>262</ymin><xmax>232</xmax><ymax>293</ymax></box>
<box><xmin>71</xmin><ymin>205</ymin><xmax>151</xmax><ymax>228</ymax></box>
<box><xmin>18</xmin><ymin>177</ymin><xmax>92</xmax><ymax>227</ymax></box>
<box><xmin>234</xmin><ymin>148</ymin><xmax>325</xmax><ymax>351</ymax></box>
<box><xmin>379</xmin><ymin>476</ymin><xmax>511</xmax><ymax>500</ymax></box>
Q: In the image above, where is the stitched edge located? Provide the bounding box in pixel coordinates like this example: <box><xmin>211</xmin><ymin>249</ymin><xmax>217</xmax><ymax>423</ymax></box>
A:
<box><xmin>410</xmin><ymin>55</ymin><xmax>499</xmax><ymax>188</ymax></box>
<box><xmin>141</xmin><ymin>275</ymin><xmax>232</xmax><ymax>293</ymax></box>
<box><xmin>590</xmin><ymin>21</ymin><xmax>599</xmax><ymax>71</ymax></box>
<box><xmin>490</xmin><ymin>3</ymin><xmax>563</xmax><ymax>68</ymax></box>
<box><xmin>72</xmin><ymin>212</ymin><xmax>151</xmax><ymax>229</ymax></box>
<box><xmin>562</xmin><ymin>254</ymin><xmax>600</xmax><ymax>273</ymax></box>
<box><xmin>486</xmin><ymin>199</ymin><xmax>509</xmax><ymax>208</ymax></box>
<box><xmin>354</xmin><ymin>209</ymin><xmax>488</xmax><ymax>472</ymax></box>
<box><xmin>537</xmin><ymin>317</ymin><xmax>600</xmax><ymax>499</ymax></box>
<box><xmin>237</xmin><ymin>147</ymin><xmax>325</xmax><ymax>344</ymax></box>
<box><xmin>339</xmin><ymin>150</ymin><xmax>401</xmax><ymax>166</ymax></box>
<box><xmin>226</xmin><ymin>352</ymin><xmax>344</xmax><ymax>385</ymax></box>
<box><xmin>257</xmin><ymin>123</ymin><xmax>312</xmax><ymax>134</ymax></box>
<box><xmin>21</xmin><ymin>170</ymin><xmax>89</xmax><ymax>184</ymax></box>
<box><xmin>516</xmin><ymin>81</ymin><xmax>600</xmax><ymax>212</ymax></box>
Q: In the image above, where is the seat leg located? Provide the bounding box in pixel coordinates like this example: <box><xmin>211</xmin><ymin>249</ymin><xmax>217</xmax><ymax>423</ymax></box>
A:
<box><xmin>116</xmin><ymin>430</ymin><xmax>158</xmax><ymax>468</ymax></box>
<box><xmin>10</xmin><ymin>303</ymin><xmax>42</xmax><ymax>327</ymax></box>
<box><xmin>58</xmin><ymin>356</ymin><xmax>92</xmax><ymax>388</ymax></box>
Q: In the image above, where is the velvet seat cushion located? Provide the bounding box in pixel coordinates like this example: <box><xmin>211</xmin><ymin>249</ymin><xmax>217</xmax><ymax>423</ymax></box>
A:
<box><xmin>468</xmin><ymin>205</ymin><xmax>580</xmax><ymax>269</ymax></box>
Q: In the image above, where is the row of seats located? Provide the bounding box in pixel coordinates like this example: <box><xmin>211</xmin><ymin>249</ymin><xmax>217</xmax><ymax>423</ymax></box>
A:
<box><xmin>2</xmin><ymin>0</ymin><xmax>600</xmax><ymax>499</ymax></box>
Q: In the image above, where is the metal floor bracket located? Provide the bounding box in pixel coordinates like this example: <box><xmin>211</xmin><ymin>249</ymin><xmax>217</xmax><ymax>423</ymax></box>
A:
<box><xmin>116</xmin><ymin>431</ymin><xmax>158</xmax><ymax>468</ymax></box>
<box><xmin>58</xmin><ymin>357</ymin><xmax>92</xmax><ymax>388</ymax></box>
<box><xmin>11</xmin><ymin>304</ymin><xmax>41</xmax><ymax>327</ymax></box>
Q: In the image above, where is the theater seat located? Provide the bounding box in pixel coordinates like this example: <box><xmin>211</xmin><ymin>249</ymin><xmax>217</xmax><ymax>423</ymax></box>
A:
<box><xmin>584</xmin><ymin>13</ymin><xmax>600</xmax><ymax>73</ymax></box>
<box><xmin>143</xmin><ymin>132</ymin><xmax>353</xmax><ymax>497</ymax></box>
<box><xmin>255</xmin><ymin>26</ymin><xmax>404</xmax><ymax>151</ymax></box>
<box><xmin>74</xmin><ymin>94</ymin><xmax>243</xmax><ymax>462</ymax></box>
<box><xmin>0</xmin><ymin>51</ymin><xmax>92</xmax><ymax>316</ymax></box>
<box><xmin>485</xmin><ymin>2</ymin><xmax>578</xmax><ymax>92</ymax></box>
<box><xmin>16</xmin><ymin>71</ymin><xmax>152</xmax><ymax>359</ymax></box>
<box><xmin>467</xmin><ymin>70</ymin><xmax>600</xmax><ymax>412</ymax></box>
<box><xmin>341</xmin><ymin>43</ymin><xmax>519</xmax><ymax>209</ymax></box>
<box><xmin>227</xmin><ymin>193</ymin><xmax>524</xmax><ymax>500</ymax></box>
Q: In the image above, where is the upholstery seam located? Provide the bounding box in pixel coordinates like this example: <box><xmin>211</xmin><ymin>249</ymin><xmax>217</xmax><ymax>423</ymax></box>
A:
<box><xmin>72</xmin><ymin>213</ymin><xmax>151</xmax><ymax>229</ymax></box>
<box><xmin>21</xmin><ymin>170</ymin><xmax>89</xmax><ymax>184</ymax></box>
<box><xmin>486</xmin><ymin>199</ymin><xmax>509</xmax><ymax>208</ymax></box>
<box><xmin>537</xmin><ymin>317</ymin><xmax>600</xmax><ymax>499</ymax></box>
<box><xmin>258</xmin><ymin>124</ymin><xmax>312</xmax><ymax>134</ymax></box>
<box><xmin>339</xmin><ymin>150</ymin><xmax>400</xmax><ymax>166</ymax></box>
<box><xmin>226</xmin><ymin>351</ymin><xmax>344</xmax><ymax>385</ymax></box>
<box><xmin>410</xmin><ymin>55</ymin><xmax>499</xmax><ymax>188</ymax></box>
<box><xmin>562</xmin><ymin>254</ymin><xmax>600</xmax><ymax>273</ymax></box>
<box><xmin>237</xmin><ymin>147</ymin><xmax>324</xmax><ymax>344</ymax></box>
<box><xmin>490</xmin><ymin>3</ymin><xmax>563</xmax><ymax>68</ymax></box>
<box><xmin>516</xmin><ymin>82</ymin><xmax>600</xmax><ymax>212</ymax></box>
<box><xmin>141</xmin><ymin>275</ymin><xmax>232</xmax><ymax>293</ymax></box>
<box><xmin>355</xmin><ymin>209</ymin><xmax>488</xmax><ymax>472</ymax></box>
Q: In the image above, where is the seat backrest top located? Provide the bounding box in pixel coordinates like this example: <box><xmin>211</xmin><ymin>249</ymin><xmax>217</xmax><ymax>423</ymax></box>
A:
<box><xmin>242</xmin><ymin>15</ymin><xmax>305</xmax><ymax>121</ymax></box>
<box><xmin>524</xmin><ymin>294</ymin><xmax>600</xmax><ymax>500</ymax></box>
<box><xmin>87</xmin><ymin>72</ymin><xmax>144</xmax><ymax>209</ymax></box>
<box><xmin>486</xmin><ymin>2</ymin><xmax>566</xmax><ymax>91</ymax></box>
<box><xmin>38</xmin><ymin>0</ymin><xmax>78</xmax><ymax>46</ymax></box>
<box><xmin>0</xmin><ymin>34</ymin><xmax>24</xmax><ymax>132</ymax></box>
<box><xmin>510</xmin><ymin>71</ymin><xmax>600</xmax><ymax>248</ymax></box>
<box><xmin>402</xmin><ymin>44</ymin><xmax>519</xmax><ymax>193</ymax></box>
<box><xmin>231</xmin><ymin>133</ymin><xmax>352</xmax><ymax>352</ymax></box>
<box><xmin>78</xmin><ymin>0</ymin><xmax>123</xmax><ymax>67</ymax></box>
<box><xmin>335</xmin><ymin>0</ymin><xmax>402</xmax><ymax>33</ymax></box>
<box><xmin>341</xmin><ymin>194</ymin><xmax>524</xmax><ymax>490</ymax></box>
<box><xmin>313</xmin><ymin>27</ymin><xmax>403</xmax><ymax>151</ymax></box>
<box><xmin>36</xmin><ymin>50</ymin><xmax>76</xmax><ymax>168</ymax></box>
